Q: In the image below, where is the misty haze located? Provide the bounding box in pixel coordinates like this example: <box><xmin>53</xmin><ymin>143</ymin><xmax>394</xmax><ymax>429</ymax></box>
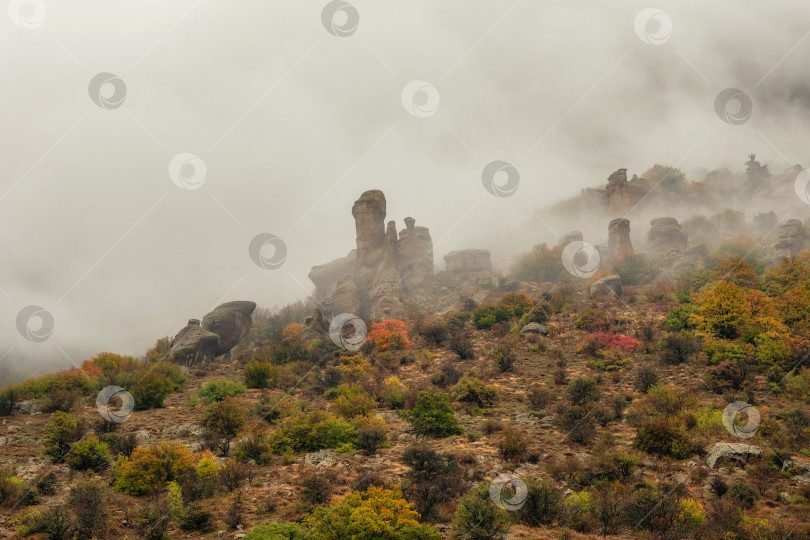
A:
<box><xmin>2</xmin><ymin>2</ymin><xmax>810</xmax><ymax>539</ymax></box>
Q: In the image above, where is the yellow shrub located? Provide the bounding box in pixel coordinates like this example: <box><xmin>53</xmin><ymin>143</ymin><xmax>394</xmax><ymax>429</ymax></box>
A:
<box><xmin>114</xmin><ymin>442</ymin><xmax>196</xmax><ymax>496</ymax></box>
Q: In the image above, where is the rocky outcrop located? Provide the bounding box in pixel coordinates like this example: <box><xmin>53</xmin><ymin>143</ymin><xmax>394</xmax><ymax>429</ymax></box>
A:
<box><xmin>170</xmin><ymin>319</ymin><xmax>220</xmax><ymax>368</ymax></box>
<box><xmin>202</xmin><ymin>301</ymin><xmax>256</xmax><ymax>355</ymax></box>
<box><xmin>308</xmin><ymin>190</ymin><xmax>437</xmax><ymax>318</ymax></box>
<box><xmin>308</xmin><ymin>251</ymin><xmax>355</xmax><ymax>301</ymax></box>
<box><xmin>559</xmin><ymin>230</ymin><xmax>583</xmax><ymax>247</ymax></box>
<box><xmin>302</xmin><ymin>309</ymin><xmax>330</xmax><ymax>340</ymax></box>
<box><xmin>775</xmin><ymin>219</ymin><xmax>807</xmax><ymax>257</ymax></box>
<box><xmin>444</xmin><ymin>249</ymin><xmax>492</xmax><ymax>273</ymax></box>
<box><xmin>590</xmin><ymin>274</ymin><xmax>622</xmax><ymax>297</ymax></box>
<box><xmin>706</xmin><ymin>442</ymin><xmax>762</xmax><ymax>468</ymax></box>
<box><xmin>605</xmin><ymin>168</ymin><xmax>648</xmax><ymax>216</ymax></box>
<box><xmin>647</xmin><ymin>217</ymin><xmax>687</xmax><ymax>259</ymax></box>
<box><xmin>607</xmin><ymin>218</ymin><xmax>633</xmax><ymax>264</ymax></box>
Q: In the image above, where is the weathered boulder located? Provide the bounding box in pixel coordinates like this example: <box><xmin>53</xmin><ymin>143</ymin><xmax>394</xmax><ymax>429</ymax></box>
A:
<box><xmin>444</xmin><ymin>249</ymin><xmax>492</xmax><ymax>273</ymax></box>
<box><xmin>705</xmin><ymin>442</ymin><xmax>762</xmax><ymax>468</ymax></box>
<box><xmin>520</xmin><ymin>323</ymin><xmax>548</xmax><ymax>335</ymax></box>
<box><xmin>607</xmin><ymin>218</ymin><xmax>633</xmax><ymax>264</ymax></box>
<box><xmin>170</xmin><ymin>319</ymin><xmax>220</xmax><ymax>368</ymax></box>
<box><xmin>308</xmin><ymin>251</ymin><xmax>355</xmax><ymax>301</ymax></box>
<box><xmin>559</xmin><ymin>230</ymin><xmax>583</xmax><ymax>247</ymax></box>
<box><xmin>590</xmin><ymin>274</ymin><xmax>622</xmax><ymax>297</ymax></box>
<box><xmin>647</xmin><ymin>217</ymin><xmax>687</xmax><ymax>258</ymax></box>
<box><xmin>202</xmin><ymin>301</ymin><xmax>257</xmax><ymax>355</ymax></box>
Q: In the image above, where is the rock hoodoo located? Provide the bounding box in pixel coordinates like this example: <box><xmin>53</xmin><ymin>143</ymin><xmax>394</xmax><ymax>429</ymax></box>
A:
<box><xmin>443</xmin><ymin>249</ymin><xmax>492</xmax><ymax>273</ymax></box>
<box><xmin>308</xmin><ymin>190</ymin><xmax>436</xmax><ymax>318</ymax></box>
<box><xmin>647</xmin><ymin>217</ymin><xmax>687</xmax><ymax>259</ymax></box>
<box><xmin>775</xmin><ymin>219</ymin><xmax>807</xmax><ymax>258</ymax></box>
<box><xmin>605</xmin><ymin>168</ymin><xmax>647</xmax><ymax>216</ymax></box>
<box><xmin>607</xmin><ymin>218</ymin><xmax>633</xmax><ymax>264</ymax></box>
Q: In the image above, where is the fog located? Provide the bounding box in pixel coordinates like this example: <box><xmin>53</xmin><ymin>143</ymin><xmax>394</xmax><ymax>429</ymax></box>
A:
<box><xmin>2</xmin><ymin>1</ymin><xmax>809</xmax><ymax>382</ymax></box>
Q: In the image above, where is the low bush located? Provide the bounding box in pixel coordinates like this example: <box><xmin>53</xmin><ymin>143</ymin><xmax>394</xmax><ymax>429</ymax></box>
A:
<box><xmin>401</xmin><ymin>445</ymin><xmax>465</xmax><ymax>523</ymax></box>
<box><xmin>267</xmin><ymin>411</ymin><xmax>356</xmax><ymax>454</ymax></box>
<box><xmin>405</xmin><ymin>392</ymin><xmax>462</xmax><ymax>437</ymax></box>
<box><xmin>234</xmin><ymin>433</ymin><xmax>273</xmax><ymax>465</ymax></box>
<box><xmin>365</xmin><ymin>319</ymin><xmax>410</xmax><ymax>351</ymax></box>
<box><xmin>66</xmin><ymin>437</ymin><xmax>110</xmax><ymax>472</ymax></box>
<box><xmin>527</xmin><ymin>385</ymin><xmax>553</xmax><ymax>409</ymax></box>
<box><xmin>452</xmin><ymin>376</ymin><xmax>498</xmax><ymax>407</ymax></box>
<box><xmin>634</xmin><ymin>419</ymin><xmax>692</xmax><ymax>459</ymax></box>
<box><xmin>201</xmin><ymin>398</ymin><xmax>246</xmax><ymax>456</ymax></box>
<box><xmin>244</xmin><ymin>360</ymin><xmax>277</xmax><ymax>389</ymax></box>
<box><xmin>490</xmin><ymin>345</ymin><xmax>516</xmax><ymax>372</ymax></box>
<box><xmin>728</xmin><ymin>482</ymin><xmax>758</xmax><ymax>509</ymax></box>
<box><xmin>497</xmin><ymin>426</ymin><xmax>528</xmax><ymax>462</ymax></box>
<box><xmin>566</xmin><ymin>376</ymin><xmax>600</xmax><ymax>406</ymax></box>
<box><xmin>198</xmin><ymin>378</ymin><xmax>246</xmax><ymax>404</ymax></box>
<box><xmin>0</xmin><ymin>387</ymin><xmax>16</xmax><ymax>416</ymax></box>
<box><xmin>329</xmin><ymin>385</ymin><xmax>376</xmax><ymax>419</ymax></box>
<box><xmin>517</xmin><ymin>478</ymin><xmax>563</xmax><ymax>526</ymax></box>
<box><xmin>114</xmin><ymin>442</ymin><xmax>196</xmax><ymax>496</ymax></box>
<box><xmin>355</xmin><ymin>416</ymin><xmax>387</xmax><ymax>454</ymax></box>
<box><xmin>634</xmin><ymin>364</ymin><xmax>658</xmax><ymax>393</ymax></box>
<box><xmin>179</xmin><ymin>502</ymin><xmax>216</xmax><ymax>532</ymax></box>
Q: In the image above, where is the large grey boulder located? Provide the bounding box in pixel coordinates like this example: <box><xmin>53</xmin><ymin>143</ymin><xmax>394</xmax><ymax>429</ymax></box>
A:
<box><xmin>202</xmin><ymin>301</ymin><xmax>257</xmax><ymax>355</ymax></box>
<box><xmin>170</xmin><ymin>319</ymin><xmax>220</xmax><ymax>368</ymax></box>
<box><xmin>590</xmin><ymin>274</ymin><xmax>622</xmax><ymax>297</ymax></box>
<box><xmin>705</xmin><ymin>442</ymin><xmax>762</xmax><ymax>468</ymax></box>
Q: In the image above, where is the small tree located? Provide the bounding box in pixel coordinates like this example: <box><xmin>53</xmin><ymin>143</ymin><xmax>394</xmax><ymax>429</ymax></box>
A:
<box><xmin>43</xmin><ymin>412</ymin><xmax>80</xmax><ymax>463</ymax></box>
<box><xmin>68</xmin><ymin>481</ymin><xmax>107</xmax><ymax>540</ymax></box>
<box><xmin>66</xmin><ymin>438</ymin><xmax>110</xmax><ymax>472</ymax></box>
<box><xmin>201</xmin><ymin>398</ymin><xmax>245</xmax><ymax>456</ymax></box>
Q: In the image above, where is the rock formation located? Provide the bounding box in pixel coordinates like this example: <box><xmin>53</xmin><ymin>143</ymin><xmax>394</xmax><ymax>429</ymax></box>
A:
<box><xmin>558</xmin><ymin>230</ymin><xmax>583</xmax><ymax>247</ymax></box>
<box><xmin>169</xmin><ymin>301</ymin><xmax>256</xmax><ymax>367</ymax></box>
<box><xmin>443</xmin><ymin>249</ymin><xmax>492</xmax><ymax>273</ymax></box>
<box><xmin>308</xmin><ymin>190</ymin><xmax>436</xmax><ymax>318</ymax></box>
<box><xmin>202</xmin><ymin>301</ymin><xmax>257</xmax><ymax>355</ymax></box>
<box><xmin>607</xmin><ymin>218</ymin><xmax>633</xmax><ymax>264</ymax></box>
<box><xmin>647</xmin><ymin>217</ymin><xmax>688</xmax><ymax>259</ymax></box>
<box><xmin>590</xmin><ymin>274</ymin><xmax>622</xmax><ymax>297</ymax></box>
<box><xmin>170</xmin><ymin>319</ymin><xmax>220</xmax><ymax>368</ymax></box>
<box><xmin>605</xmin><ymin>168</ymin><xmax>648</xmax><ymax>216</ymax></box>
<box><xmin>706</xmin><ymin>442</ymin><xmax>762</xmax><ymax>468</ymax></box>
<box><xmin>775</xmin><ymin>219</ymin><xmax>807</xmax><ymax>257</ymax></box>
<box><xmin>302</xmin><ymin>308</ymin><xmax>330</xmax><ymax>340</ymax></box>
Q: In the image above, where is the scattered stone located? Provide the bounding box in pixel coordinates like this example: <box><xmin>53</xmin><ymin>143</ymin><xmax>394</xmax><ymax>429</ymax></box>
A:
<box><xmin>706</xmin><ymin>442</ymin><xmax>762</xmax><ymax>468</ymax></box>
<box><xmin>520</xmin><ymin>323</ymin><xmax>548</xmax><ymax>335</ymax></box>
<box><xmin>15</xmin><ymin>401</ymin><xmax>41</xmax><ymax>415</ymax></box>
<box><xmin>647</xmin><ymin>217</ymin><xmax>687</xmax><ymax>259</ymax></box>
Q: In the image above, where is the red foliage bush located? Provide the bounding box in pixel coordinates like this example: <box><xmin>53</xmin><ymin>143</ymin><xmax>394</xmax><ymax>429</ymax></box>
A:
<box><xmin>366</xmin><ymin>320</ymin><xmax>410</xmax><ymax>351</ymax></box>
<box><xmin>577</xmin><ymin>332</ymin><xmax>641</xmax><ymax>356</ymax></box>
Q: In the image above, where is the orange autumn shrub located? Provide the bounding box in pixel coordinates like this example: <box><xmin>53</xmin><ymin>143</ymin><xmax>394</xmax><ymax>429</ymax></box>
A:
<box><xmin>366</xmin><ymin>320</ymin><xmax>410</xmax><ymax>351</ymax></box>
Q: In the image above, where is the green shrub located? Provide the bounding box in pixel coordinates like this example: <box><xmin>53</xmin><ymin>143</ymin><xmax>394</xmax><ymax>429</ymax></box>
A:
<box><xmin>246</xmin><ymin>522</ymin><xmax>309</xmax><ymax>539</ymax></box>
<box><xmin>305</xmin><ymin>486</ymin><xmax>441</xmax><ymax>539</ymax></box>
<box><xmin>660</xmin><ymin>333</ymin><xmax>701</xmax><ymax>365</ymax></box>
<box><xmin>634</xmin><ymin>419</ymin><xmax>692</xmax><ymax>459</ymax></box>
<box><xmin>329</xmin><ymin>385</ymin><xmax>375</xmax><ymax>419</ymax></box>
<box><xmin>66</xmin><ymin>437</ymin><xmax>110</xmax><ymax>471</ymax></box>
<box><xmin>36</xmin><ymin>472</ymin><xmax>58</xmax><ymax>495</ymax></box>
<box><xmin>267</xmin><ymin>411</ymin><xmax>356</xmax><ymax>454</ymax></box>
<box><xmin>517</xmin><ymin>478</ymin><xmax>562</xmax><ymax>526</ymax></box>
<box><xmin>472</xmin><ymin>304</ymin><xmax>512</xmax><ymax>330</ymax></box>
<box><xmin>401</xmin><ymin>445</ymin><xmax>464</xmax><ymax>523</ymax></box>
<box><xmin>0</xmin><ymin>387</ymin><xmax>17</xmax><ymax>416</ymax></box>
<box><xmin>130</xmin><ymin>372</ymin><xmax>176</xmax><ymax>410</ymax></box>
<box><xmin>198</xmin><ymin>378</ymin><xmax>246</xmax><ymax>403</ymax></box>
<box><xmin>234</xmin><ymin>433</ymin><xmax>273</xmax><ymax>465</ymax></box>
<box><xmin>19</xmin><ymin>507</ymin><xmax>72</xmax><ymax>540</ymax></box>
<box><xmin>135</xmin><ymin>504</ymin><xmax>171</xmax><ymax>540</ymax></box>
<box><xmin>68</xmin><ymin>481</ymin><xmax>107</xmax><ymax>540</ymax></box>
<box><xmin>573</xmin><ymin>309</ymin><xmax>611</xmax><ymax>331</ymax></box>
<box><xmin>728</xmin><ymin>482</ymin><xmax>758</xmax><ymax>509</ymax></box>
<box><xmin>179</xmin><ymin>501</ymin><xmax>216</xmax><ymax>532</ymax></box>
<box><xmin>556</xmin><ymin>406</ymin><xmax>597</xmax><ymax>445</ymax></box>
<box><xmin>490</xmin><ymin>345</ymin><xmax>516</xmax><ymax>373</ymax></box>
<box><xmin>405</xmin><ymin>392</ymin><xmax>462</xmax><ymax>437</ymax></box>
<box><xmin>634</xmin><ymin>364</ymin><xmax>658</xmax><ymax>393</ymax></box>
<box><xmin>452</xmin><ymin>376</ymin><xmax>498</xmax><ymax>407</ymax></box>
<box><xmin>43</xmin><ymin>412</ymin><xmax>81</xmax><ymax>463</ymax></box>
<box><xmin>0</xmin><ymin>467</ymin><xmax>24</xmax><ymax>507</ymax></box>
<box><xmin>114</xmin><ymin>442</ymin><xmax>196</xmax><ymax>496</ymax></box>
<box><xmin>566</xmin><ymin>376</ymin><xmax>599</xmax><ymax>406</ymax></box>
<box><xmin>41</xmin><ymin>386</ymin><xmax>81</xmax><ymax>413</ymax></box>
<box><xmin>355</xmin><ymin>417</ymin><xmax>387</xmax><ymax>454</ymax></box>
<box><xmin>451</xmin><ymin>482</ymin><xmax>511</xmax><ymax>540</ymax></box>
<box><xmin>244</xmin><ymin>361</ymin><xmax>277</xmax><ymax>389</ymax></box>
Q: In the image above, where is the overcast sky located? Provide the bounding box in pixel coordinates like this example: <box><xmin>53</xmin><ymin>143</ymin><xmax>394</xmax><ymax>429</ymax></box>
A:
<box><xmin>2</xmin><ymin>1</ymin><xmax>809</xmax><ymax>378</ymax></box>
